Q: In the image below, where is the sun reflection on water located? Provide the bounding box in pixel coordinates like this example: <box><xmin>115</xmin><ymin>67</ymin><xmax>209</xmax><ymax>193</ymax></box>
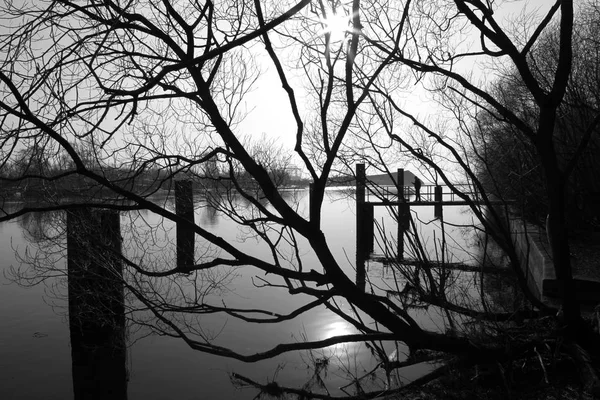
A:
<box><xmin>322</xmin><ymin>320</ymin><xmax>354</xmax><ymax>340</ymax></box>
<box><xmin>315</xmin><ymin>318</ymin><xmax>362</xmax><ymax>360</ymax></box>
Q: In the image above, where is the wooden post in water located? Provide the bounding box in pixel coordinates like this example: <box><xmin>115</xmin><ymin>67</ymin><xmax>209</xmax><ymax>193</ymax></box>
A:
<box><xmin>175</xmin><ymin>180</ymin><xmax>195</xmax><ymax>270</ymax></box>
<box><xmin>397</xmin><ymin>168</ymin><xmax>405</xmax><ymax>201</ymax></box>
<box><xmin>67</xmin><ymin>209</ymin><xmax>127</xmax><ymax>400</ymax></box>
<box><xmin>365</xmin><ymin>203</ymin><xmax>374</xmax><ymax>253</ymax></box>
<box><xmin>356</xmin><ymin>163</ymin><xmax>366</xmax><ymax>290</ymax></box>
<box><xmin>397</xmin><ymin>168</ymin><xmax>408</xmax><ymax>260</ymax></box>
<box><xmin>308</xmin><ymin>182</ymin><xmax>314</xmax><ymax>219</ymax></box>
<box><xmin>434</xmin><ymin>185</ymin><xmax>443</xmax><ymax>219</ymax></box>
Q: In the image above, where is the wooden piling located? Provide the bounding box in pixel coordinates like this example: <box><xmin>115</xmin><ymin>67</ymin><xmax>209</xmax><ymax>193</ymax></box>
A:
<box><xmin>434</xmin><ymin>185</ymin><xmax>443</xmax><ymax>219</ymax></box>
<box><xmin>175</xmin><ymin>180</ymin><xmax>195</xmax><ymax>270</ymax></box>
<box><xmin>308</xmin><ymin>182</ymin><xmax>314</xmax><ymax>219</ymax></box>
<box><xmin>397</xmin><ymin>168</ymin><xmax>405</xmax><ymax>200</ymax></box>
<box><xmin>397</xmin><ymin>168</ymin><xmax>407</xmax><ymax>260</ymax></box>
<box><xmin>67</xmin><ymin>209</ymin><xmax>127</xmax><ymax>400</ymax></box>
<box><xmin>356</xmin><ymin>164</ymin><xmax>366</xmax><ymax>255</ymax></box>
<box><xmin>356</xmin><ymin>164</ymin><xmax>366</xmax><ymax>290</ymax></box>
<box><xmin>365</xmin><ymin>203</ymin><xmax>374</xmax><ymax>253</ymax></box>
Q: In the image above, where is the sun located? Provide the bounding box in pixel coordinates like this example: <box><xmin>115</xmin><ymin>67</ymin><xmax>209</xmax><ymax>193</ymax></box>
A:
<box><xmin>320</xmin><ymin>11</ymin><xmax>350</xmax><ymax>43</ymax></box>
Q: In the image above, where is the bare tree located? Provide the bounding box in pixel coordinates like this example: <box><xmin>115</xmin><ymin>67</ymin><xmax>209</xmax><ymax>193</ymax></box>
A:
<box><xmin>350</xmin><ymin>0</ymin><xmax>597</xmax><ymax>321</ymax></box>
<box><xmin>340</xmin><ymin>0</ymin><xmax>600</xmax><ymax>391</ymax></box>
<box><xmin>1</xmin><ymin>0</ymin><xmax>599</xmax><ymax>398</ymax></box>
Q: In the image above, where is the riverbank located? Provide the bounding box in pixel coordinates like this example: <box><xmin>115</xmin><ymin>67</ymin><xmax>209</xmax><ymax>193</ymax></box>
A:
<box><xmin>386</xmin><ymin>224</ymin><xmax>600</xmax><ymax>400</ymax></box>
<box><xmin>511</xmin><ymin>219</ymin><xmax>600</xmax><ymax>304</ymax></box>
<box><xmin>388</xmin><ymin>316</ymin><xmax>597</xmax><ymax>400</ymax></box>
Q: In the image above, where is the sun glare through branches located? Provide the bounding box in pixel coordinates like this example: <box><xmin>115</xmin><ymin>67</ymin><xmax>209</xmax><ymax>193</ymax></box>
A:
<box><xmin>319</xmin><ymin>9</ymin><xmax>351</xmax><ymax>43</ymax></box>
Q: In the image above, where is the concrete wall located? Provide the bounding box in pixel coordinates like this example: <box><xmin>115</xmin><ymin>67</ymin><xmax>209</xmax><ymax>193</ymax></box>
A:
<box><xmin>510</xmin><ymin>219</ymin><xmax>557</xmax><ymax>299</ymax></box>
<box><xmin>510</xmin><ymin>219</ymin><xmax>600</xmax><ymax>303</ymax></box>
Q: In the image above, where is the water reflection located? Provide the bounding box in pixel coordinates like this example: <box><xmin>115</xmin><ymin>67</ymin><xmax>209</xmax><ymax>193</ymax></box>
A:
<box><xmin>200</xmin><ymin>202</ymin><xmax>219</xmax><ymax>226</ymax></box>
<box><xmin>0</xmin><ymin>188</ymin><xmax>513</xmax><ymax>399</ymax></box>
<box><xmin>17</xmin><ymin>210</ymin><xmax>62</xmax><ymax>244</ymax></box>
<box><xmin>67</xmin><ymin>209</ymin><xmax>127</xmax><ymax>399</ymax></box>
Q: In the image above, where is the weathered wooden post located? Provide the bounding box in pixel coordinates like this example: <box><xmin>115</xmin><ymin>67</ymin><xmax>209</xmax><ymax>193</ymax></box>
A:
<box><xmin>356</xmin><ymin>163</ymin><xmax>366</xmax><ymax>290</ymax></box>
<box><xmin>397</xmin><ymin>168</ymin><xmax>405</xmax><ymax>200</ymax></box>
<box><xmin>365</xmin><ymin>203</ymin><xmax>374</xmax><ymax>253</ymax></box>
<box><xmin>67</xmin><ymin>209</ymin><xmax>127</xmax><ymax>400</ymax></box>
<box><xmin>308</xmin><ymin>182</ymin><xmax>314</xmax><ymax>217</ymax></box>
<box><xmin>396</xmin><ymin>168</ymin><xmax>409</xmax><ymax>260</ymax></box>
<box><xmin>434</xmin><ymin>184</ymin><xmax>443</xmax><ymax>219</ymax></box>
<box><xmin>175</xmin><ymin>180</ymin><xmax>195</xmax><ymax>270</ymax></box>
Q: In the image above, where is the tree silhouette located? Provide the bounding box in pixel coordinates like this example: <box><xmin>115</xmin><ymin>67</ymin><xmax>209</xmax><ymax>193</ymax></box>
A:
<box><xmin>1</xmin><ymin>0</ymin><xmax>599</xmax><ymax>397</ymax></box>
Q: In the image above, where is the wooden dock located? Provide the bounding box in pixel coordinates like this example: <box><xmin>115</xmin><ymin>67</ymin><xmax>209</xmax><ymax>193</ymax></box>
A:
<box><xmin>354</xmin><ymin>163</ymin><xmax>514</xmax><ymax>289</ymax></box>
<box><xmin>354</xmin><ymin>164</ymin><xmax>600</xmax><ymax>305</ymax></box>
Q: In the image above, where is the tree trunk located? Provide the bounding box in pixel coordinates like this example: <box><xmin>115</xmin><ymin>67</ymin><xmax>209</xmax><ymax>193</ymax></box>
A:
<box><xmin>536</xmin><ymin>110</ymin><xmax>581</xmax><ymax>335</ymax></box>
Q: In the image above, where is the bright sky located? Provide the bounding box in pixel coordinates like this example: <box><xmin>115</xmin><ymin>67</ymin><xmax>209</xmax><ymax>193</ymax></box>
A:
<box><xmin>0</xmin><ymin>0</ymin><xmax>562</xmax><ymax>177</ymax></box>
<box><xmin>240</xmin><ymin>0</ymin><xmax>557</xmax><ymax>157</ymax></box>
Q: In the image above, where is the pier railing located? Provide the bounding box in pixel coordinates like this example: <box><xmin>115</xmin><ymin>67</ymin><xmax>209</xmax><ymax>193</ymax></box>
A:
<box><xmin>364</xmin><ymin>183</ymin><xmax>480</xmax><ymax>204</ymax></box>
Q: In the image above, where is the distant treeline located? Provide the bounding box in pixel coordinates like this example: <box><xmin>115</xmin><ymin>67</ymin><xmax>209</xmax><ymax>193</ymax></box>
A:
<box><xmin>0</xmin><ymin>165</ymin><xmax>314</xmax><ymax>201</ymax></box>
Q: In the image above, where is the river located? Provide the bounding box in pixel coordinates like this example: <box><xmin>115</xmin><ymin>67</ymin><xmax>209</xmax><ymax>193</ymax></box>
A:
<box><xmin>0</xmin><ymin>187</ymin><xmax>502</xmax><ymax>399</ymax></box>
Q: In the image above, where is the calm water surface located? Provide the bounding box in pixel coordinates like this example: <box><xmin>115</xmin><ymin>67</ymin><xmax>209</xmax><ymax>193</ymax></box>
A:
<box><xmin>0</xmin><ymin>188</ymin><xmax>487</xmax><ymax>399</ymax></box>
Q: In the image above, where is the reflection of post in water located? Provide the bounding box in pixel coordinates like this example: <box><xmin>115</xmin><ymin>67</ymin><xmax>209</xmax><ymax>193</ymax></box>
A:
<box><xmin>175</xmin><ymin>180</ymin><xmax>195</xmax><ymax>270</ymax></box>
<box><xmin>67</xmin><ymin>209</ymin><xmax>127</xmax><ymax>400</ymax></box>
<box><xmin>397</xmin><ymin>202</ymin><xmax>411</xmax><ymax>261</ymax></box>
